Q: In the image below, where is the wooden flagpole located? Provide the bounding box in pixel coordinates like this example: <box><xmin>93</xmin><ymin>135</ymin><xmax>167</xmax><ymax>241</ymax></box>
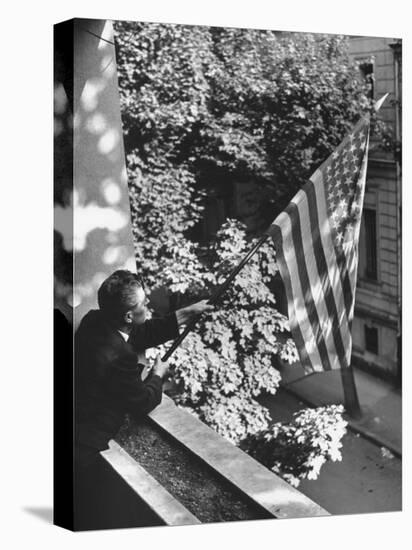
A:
<box><xmin>340</xmin><ymin>364</ymin><xmax>362</xmax><ymax>419</ymax></box>
<box><xmin>162</xmin><ymin>233</ymin><xmax>269</xmax><ymax>361</ymax></box>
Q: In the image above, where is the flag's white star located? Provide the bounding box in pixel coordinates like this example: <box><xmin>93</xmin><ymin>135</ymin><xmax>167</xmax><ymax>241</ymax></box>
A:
<box><xmin>335</xmin><ymin>232</ymin><xmax>344</xmax><ymax>245</ymax></box>
<box><xmin>339</xmin><ymin>199</ymin><xmax>348</xmax><ymax>210</ymax></box>
<box><xmin>332</xmin><ymin>150</ymin><xmax>339</xmax><ymax>160</ymax></box>
<box><xmin>336</xmin><ymin>188</ymin><xmax>344</xmax><ymax>198</ymax></box>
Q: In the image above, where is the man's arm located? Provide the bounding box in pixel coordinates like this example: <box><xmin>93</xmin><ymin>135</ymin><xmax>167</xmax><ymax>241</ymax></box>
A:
<box><xmin>105</xmin><ymin>355</ymin><xmax>169</xmax><ymax>417</ymax></box>
<box><xmin>128</xmin><ymin>313</ymin><xmax>179</xmax><ymax>351</ymax></box>
<box><xmin>128</xmin><ymin>299</ymin><xmax>214</xmax><ymax>351</ymax></box>
<box><xmin>175</xmin><ymin>299</ymin><xmax>214</xmax><ymax>326</ymax></box>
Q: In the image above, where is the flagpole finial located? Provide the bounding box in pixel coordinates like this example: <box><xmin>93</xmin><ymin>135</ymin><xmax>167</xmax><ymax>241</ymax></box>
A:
<box><xmin>374</xmin><ymin>93</ymin><xmax>389</xmax><ymax>112</ymax></box>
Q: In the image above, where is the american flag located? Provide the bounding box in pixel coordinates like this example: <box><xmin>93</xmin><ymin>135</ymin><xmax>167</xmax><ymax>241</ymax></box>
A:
<box><xmin>267</xmin><ymin>111</ymin><xmax>375</xmax><ymax>373</ymax></box>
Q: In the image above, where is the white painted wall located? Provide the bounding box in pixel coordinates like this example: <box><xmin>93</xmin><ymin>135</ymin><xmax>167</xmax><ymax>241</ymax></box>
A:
<box><xmin>70</xmin><ymin>19</ymin><xmax>136</xmax><ymax>327</ymax></box>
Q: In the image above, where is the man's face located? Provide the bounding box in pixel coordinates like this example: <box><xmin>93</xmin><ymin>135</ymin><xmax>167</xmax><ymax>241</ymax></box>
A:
<box><xmin>129</xmin><ymin>286</ymin><xmax>148</xmax><ymax>325</ymax></box>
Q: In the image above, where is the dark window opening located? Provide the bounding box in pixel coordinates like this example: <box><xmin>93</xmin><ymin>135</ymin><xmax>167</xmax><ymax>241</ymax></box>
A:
<box><xmin>363</xmin><ymin>208</ymin><xmax>378</xmax><ymax>280</ymax></box>
<box><xmin>359</xmin><ymin>61</ymin><xmax>375</xmax><ymax>99</ymax></box>
<box><xmin>365</xmin><ymin>325</ymin><xmax>379</xmax><ymax>355</ymax></box>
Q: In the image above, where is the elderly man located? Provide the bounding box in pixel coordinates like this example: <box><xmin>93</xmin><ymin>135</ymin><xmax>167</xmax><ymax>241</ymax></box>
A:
<box><xmin>74</xmin><ymin>269</ymin><xmax>212</xmax><ymax>530</ymax></box>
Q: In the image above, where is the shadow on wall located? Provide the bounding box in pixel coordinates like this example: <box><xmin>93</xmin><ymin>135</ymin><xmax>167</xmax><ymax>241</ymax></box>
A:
<box><xmin>54</xmin><ymin>19</ymin><xmax>137</xmax><ymax>326</ymax></box>
<box><xmin>54</xmin><ymin>21</ymin><xmax>74</xmax><ymax>323</ymax></box>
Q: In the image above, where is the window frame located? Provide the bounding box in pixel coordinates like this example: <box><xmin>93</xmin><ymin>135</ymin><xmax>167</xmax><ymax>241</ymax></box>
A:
<box><xmin>357</xmin><ymin>56</ymin><xmax>376</xmax><ymax>100</ymax></box>
<box><xmin>359</xmin><ymin>186</ymin><xmax>381</xmax><ymax>286</ymax></box>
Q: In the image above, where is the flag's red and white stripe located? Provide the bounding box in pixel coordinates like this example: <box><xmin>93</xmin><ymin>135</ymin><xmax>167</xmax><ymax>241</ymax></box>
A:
<box><xmin>268</xmin><ymin>116</ymin><xmax>370</xmax><ymax>372</ymax></box>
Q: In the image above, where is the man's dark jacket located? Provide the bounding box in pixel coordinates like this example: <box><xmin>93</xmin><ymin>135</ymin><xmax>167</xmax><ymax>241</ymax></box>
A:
<box><xmin>74</xmin><ymin>309</ymin><xmax>179</xmax><ymax>461</ymax></box>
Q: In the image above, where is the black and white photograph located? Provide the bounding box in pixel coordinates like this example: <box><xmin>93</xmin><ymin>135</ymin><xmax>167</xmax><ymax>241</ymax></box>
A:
<box><xmin>3</xmin><ymin>2</ymin><xmax>410</xmax><ymax>548</ymax></box>
<box><xmin>52</xmin><ymin>16</ymin><xmax>403</xmax><ymax>531</ymax></box>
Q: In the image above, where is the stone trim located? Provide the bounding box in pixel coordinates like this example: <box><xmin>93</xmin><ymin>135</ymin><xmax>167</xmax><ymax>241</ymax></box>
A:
<box><xmin>148</xmin><ymin>395</ymin><xmax>329</xmax><ymax>520</ymax></box>
<box><xmin>101</xmin><ymin>440</ymin><xmax>201</xmax><ymax>526</ymax></box>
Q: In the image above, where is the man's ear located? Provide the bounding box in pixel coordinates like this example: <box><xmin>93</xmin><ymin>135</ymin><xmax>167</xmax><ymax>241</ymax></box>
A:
<box><xmin>124</xmin><ymin>310</ymin><xmax>133</xmax><ymax>324</ymax></box>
